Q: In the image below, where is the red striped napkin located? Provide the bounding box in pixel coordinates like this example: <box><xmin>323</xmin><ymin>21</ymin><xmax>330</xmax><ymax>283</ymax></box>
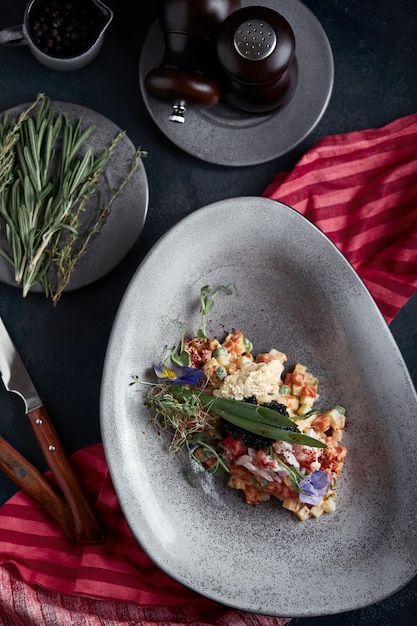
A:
<box><xmin>1</xmin><ymin>112</ymin><xmax>416</xmax><ymax>625</ymax></box>
<box><xmin>0</xmin><ymin>443</ymin><xmax>291</xmax><ymax>626</ymax></box>
<box><xmin>263</xmin><ymin>112</ymin><xmax>417</xmax><ymax>324</ymax></box>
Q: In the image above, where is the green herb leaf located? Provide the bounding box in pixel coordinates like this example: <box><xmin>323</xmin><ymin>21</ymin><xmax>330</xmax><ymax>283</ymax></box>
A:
<box><xmin>171</xmin><ymin>350</ymin><xmax>191</xmax><ymax>367</ymax></box>
<box><xmin>171</xmin><ymin>386</ymin><xmax>327</xmax><ymax>449</ymax></box>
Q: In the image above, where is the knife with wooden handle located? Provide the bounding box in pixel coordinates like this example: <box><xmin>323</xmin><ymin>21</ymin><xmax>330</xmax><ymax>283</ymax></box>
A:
<box><xmin>0</xmin><ymin>434</ymin><xmax>77</xmax><ymax>542</ymax></box>
<box><xmin>0</xmin><ymin>315</ymin><xmax>105</xmax><ymax>544</ymax></box>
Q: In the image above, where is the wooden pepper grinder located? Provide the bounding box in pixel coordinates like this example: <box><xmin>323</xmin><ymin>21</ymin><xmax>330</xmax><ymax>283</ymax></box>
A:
<box><xmin>145</xmin><ymin>0</ymin><xmax>240</xmax><ymax>122</ymax></box>
<box><xmin>216</xmin><ymin>6</ymin><xmax>298</xmax><ymax>114</ymax></box>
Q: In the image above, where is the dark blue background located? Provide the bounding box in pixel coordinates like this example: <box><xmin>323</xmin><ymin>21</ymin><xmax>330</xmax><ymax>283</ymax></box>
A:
<box><xmin>0</xmin><ymin>1</ymin><xmax>416</xmax><ymax>624</ymax></box>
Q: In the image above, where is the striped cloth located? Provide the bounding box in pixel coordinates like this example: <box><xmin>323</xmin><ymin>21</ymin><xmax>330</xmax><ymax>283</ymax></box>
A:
<box><xmin>263</xmin><ymin>112</ymin><xmax>417</xmax><ymax>324</ymax></box>
<box><xmin>0</xmin><ymin>443</ymin><xmax>291</xmax><ymax>626</ymax></box>
<box><xmin>1</xmin><ymin>112</ymin><xmax>416</xmax><ymax>625</ymax></box>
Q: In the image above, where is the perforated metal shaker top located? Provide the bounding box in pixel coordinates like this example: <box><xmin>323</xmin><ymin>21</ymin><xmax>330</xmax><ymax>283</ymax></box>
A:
<box><xmin>233</xmin><ymin>19</ymin><xmax>277</xmax><ymax>60</ymax></box>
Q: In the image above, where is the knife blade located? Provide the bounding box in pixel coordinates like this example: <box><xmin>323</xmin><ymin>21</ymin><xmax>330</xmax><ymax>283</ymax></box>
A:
<box><xmin>0</xmin><ymin>315</ymin><xmax>105</xmax><ymax>544</ymax></box>
<box><xmin>0</xmin><ymin>434</ymin><xmax>77</xmax><ymax>542</ymax></box>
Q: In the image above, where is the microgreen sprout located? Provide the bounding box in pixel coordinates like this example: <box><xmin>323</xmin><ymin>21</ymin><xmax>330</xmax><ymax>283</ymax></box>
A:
<box><xmin>190</xmin><ymin>433</ymin><xmax>229</xmax><ymax>475</ymax></box>
<box><xmin>142</xmin><ymin>382</ymin><xmax>218</xmax><ymax>453</ymax></box>
<box><xmin>197</xmin><ymin>284</ymin><xmax>235</xmax><ymax>338</ymax></box>
<box><xmin>165</xmin><ymin>318</ymin><xmax>190</xmax><ymax>367</ymax></box>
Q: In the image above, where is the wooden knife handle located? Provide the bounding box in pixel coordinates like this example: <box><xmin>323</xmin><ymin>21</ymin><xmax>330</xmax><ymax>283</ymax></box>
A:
<box><xmin>27</xmin><ymin>405</ymin><xmax>105</xmax><ymax>544</ymax></box>
<box><xmin>0</xmin><ymin>434</ymin><xmax>77</xmax><ymax>542</ymax></box>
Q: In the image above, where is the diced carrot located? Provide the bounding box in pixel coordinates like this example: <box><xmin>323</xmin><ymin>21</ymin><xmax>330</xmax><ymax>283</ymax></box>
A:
<box><xmin>256</xmin><ymin>352</ymin><xmax>274</xmax><ymax>363</ymax></box>
<box><xmin>224</xmin><ymin>331</ymin><xmax>246</xmax><ymax>356</ymax></box>
<box><xmin>301</xmin><ymin>383</ymin><xmax>317</xmax><ymax>397</ymax></box>
<box><xmin>292</xmin><ymin>371</ymin><xmax>305</xmax><ymax>385</ymax></box>
<box><xmin>312</xmin><ymin>413</ymin><xmax>331</xmax><ymax>432</ymax></box>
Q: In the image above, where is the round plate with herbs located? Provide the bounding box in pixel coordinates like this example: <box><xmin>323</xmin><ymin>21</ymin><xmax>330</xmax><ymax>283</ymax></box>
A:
<box><xmin>0</xmin><ymin>98</ymin><xmax>148</xmax><ymax>301</ymax></box>
<box><xmin>100</xmin><ymin>197</ymin><xmax>417</xmax><ymax>617</ymax></box>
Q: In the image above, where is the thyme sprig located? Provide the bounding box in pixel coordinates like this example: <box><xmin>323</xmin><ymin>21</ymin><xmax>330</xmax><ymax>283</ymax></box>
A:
<box><xmin>0</xmin><ymin>93</ymin><xmax>146</xmax><ymax>303</ymax></box>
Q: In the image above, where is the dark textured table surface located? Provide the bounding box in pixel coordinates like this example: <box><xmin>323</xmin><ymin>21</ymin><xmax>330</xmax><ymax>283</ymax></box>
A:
<box><xmin>0</xmin><ymin>1</ymin><xmax>416</xmax><ymax>624</ymax></box>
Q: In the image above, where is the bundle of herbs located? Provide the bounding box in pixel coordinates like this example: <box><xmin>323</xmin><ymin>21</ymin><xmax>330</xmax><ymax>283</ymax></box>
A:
<box><xmin>0</xmin><ymin>93</ymin><xmax>146</xmax><ymax>304</ymax></box>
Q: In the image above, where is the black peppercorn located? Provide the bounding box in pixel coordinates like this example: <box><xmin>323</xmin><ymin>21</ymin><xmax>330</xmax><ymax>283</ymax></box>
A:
<box><xmin>29</xmin><ymin>0</ymin><xmax>105</xmax><ymax>58</ymax></box>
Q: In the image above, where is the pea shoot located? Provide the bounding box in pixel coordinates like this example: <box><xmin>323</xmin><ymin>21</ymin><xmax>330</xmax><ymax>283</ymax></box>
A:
<box><xmin>198</xmin><ymin>284</ymin><xmax>235</xmax><ymax>338</ymax></box>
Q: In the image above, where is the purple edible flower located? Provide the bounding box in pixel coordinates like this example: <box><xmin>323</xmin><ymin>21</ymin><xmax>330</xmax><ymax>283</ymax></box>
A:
<box><xmin>154</xmin><ymin>363</ymin><xmax>206</xmax><ymax>385</ymax></box>
<box><xmin>299</xmin><ymin>470</ymin><xmax>331</xmax><ymax>505</ymax></box>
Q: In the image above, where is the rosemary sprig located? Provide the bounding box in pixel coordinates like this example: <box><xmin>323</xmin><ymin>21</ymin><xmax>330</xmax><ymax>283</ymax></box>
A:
<box><xmin>0</xmin><ymin>94</ymin><xmax>44</xmax><ymax>198</ymax></box>
<box><xmin>48</xmin><ymin>130</ymin><xmax>144</xmax><ymax>304</ymax></box>
<box><xmin>0</xmin><ymin>93</ymin><xmax>146</xmax><ymax>302</ymax></box>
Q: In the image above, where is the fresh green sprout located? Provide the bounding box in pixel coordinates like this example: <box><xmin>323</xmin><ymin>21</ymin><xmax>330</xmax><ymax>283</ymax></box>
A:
<box><xmin>197</xmin><ymin>284</ymin><xmax>235</xmax><ymax>338</ymax></box>
<box><xmin>141</xmin><ymin>380</ymin><xmax>229</xmax><ymax>474</ymax></box>
<box><xmin>142</xmin><ymin>381</ymin><xmax>219</xmax><ymax>453</ymax></box>
<box><xmin>162</xmin><ymin>284</ymin><xmax>235</xmax><ymax>365</ymax></box>
<box><xmin>165</xmin><ymin>318</ymin><xmax>190</xmax><ymax>367</ymax></box>
<box><xmin>189</xmin><ymin>433</ymin><xmax>229</xmax><ymax>475</ymax></box>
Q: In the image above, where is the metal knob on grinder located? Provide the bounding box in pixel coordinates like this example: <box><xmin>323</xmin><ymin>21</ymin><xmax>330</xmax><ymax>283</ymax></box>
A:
<box><xmin>145</xmin><ymin>0</ymin><xmax>241</xmax><ymax>122</ymax></box>
<box><xmin>216</xmin><ymin>6</ymin><xmax>298</xmax><ymax>114</ymax></box>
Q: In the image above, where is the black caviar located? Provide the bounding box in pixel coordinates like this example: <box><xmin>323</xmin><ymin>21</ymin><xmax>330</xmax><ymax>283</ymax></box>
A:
<box><xmin>219</xmin><ymin>419</ymin><xmax>274</xmax><ymax>449</ymax></box>
<box><xmin>219</xmin><ymin>396</ymin><xmax>296</xmax><ymax>449</ymax></box>
<box><xmin>29</xmin><ymin>0</ymin><xmax>105</xmax><ymax>58</ymax></box>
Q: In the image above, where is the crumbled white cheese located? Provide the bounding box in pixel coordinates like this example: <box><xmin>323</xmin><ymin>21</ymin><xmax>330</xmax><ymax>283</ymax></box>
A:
<box><xmin>213</xmin><ymin>358</ymin><xmax>284</xmax><ymax>401</ymax></box>
<box><xmin>273</xmin><ymin>441</ymin><xmax>300</xmax><ymax>469</ymax></box>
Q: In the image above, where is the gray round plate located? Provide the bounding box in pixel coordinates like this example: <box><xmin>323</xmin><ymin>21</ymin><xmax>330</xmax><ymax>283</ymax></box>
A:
<box><xmin>0</xmin><ymin>101</ymin><xmax>148</xmax><ymax>293</ymax></box>
<box><xmin>101</xmin><ymin>197</ymin><xmax>417</xmax><ymax>617</ymax></box>
<box><xmin>139</xmin><ymin>0</ymin><xmax>334</xmax><ymax>166</ymax></box>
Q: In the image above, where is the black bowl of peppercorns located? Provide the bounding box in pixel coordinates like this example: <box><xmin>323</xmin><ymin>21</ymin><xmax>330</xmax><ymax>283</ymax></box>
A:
<box><xmin>22</xmin><ymin>0</ymin><xmax>113</xmax><ymax>70</ymax></box>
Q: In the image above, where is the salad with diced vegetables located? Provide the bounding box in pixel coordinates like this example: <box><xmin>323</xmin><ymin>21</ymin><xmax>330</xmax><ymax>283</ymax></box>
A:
<box><xmin>134</xmin><ymin>285</ymin><xmax>347</xmax><ymax>521</ymax></box>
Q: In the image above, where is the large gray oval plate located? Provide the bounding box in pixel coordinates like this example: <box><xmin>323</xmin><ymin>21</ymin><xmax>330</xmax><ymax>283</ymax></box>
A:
<box><xmin>100</xmin><ymin>197</ymin><xmax>417</xmax><ymax>617</ymax></box>
<box><xmin>139</xmin><ymin>0</ymin><xmax>333</xmax><ymax>166</ymax></box>
<box><xmin>0</xmin><ymin>101</ymin><xmax>148</xmax><ymax>292</ymax></box>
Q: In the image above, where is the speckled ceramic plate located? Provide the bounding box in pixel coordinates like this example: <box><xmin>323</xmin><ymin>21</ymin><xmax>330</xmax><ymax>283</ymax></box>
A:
<box><xmin>100</xmin><ymin>197</ymin><xmax>417</xmax><ymax>617</ymax></box>
<box><xmin>139</xmin><ymin>0</ymin><xmax>333</xmax><ymax>166</ymax></box>
<box><xmin>0</xmin><ymin>101</ymin><xmax>148</xmax><ymax>293</ymax></box>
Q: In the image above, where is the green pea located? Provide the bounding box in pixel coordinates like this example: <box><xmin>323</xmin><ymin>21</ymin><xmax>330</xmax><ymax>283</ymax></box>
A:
<box><xmin>279</xmin><ymin>385</ymin><xmax>291</xmax><ymax>395</ymax></box>
<box><xmin>215</xmin><ymin>366</ymin><xmax>228</xmax><ymax>379</ymax></box>
<box><xmin>213</xmin><ymin>346</ymin><xmax>228</xmax><ymax>357</ymax></box>
<box><xmin>243</xmin><ymin>337</ymin><xmax>253</xmax><ymax>353</ymax></box>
